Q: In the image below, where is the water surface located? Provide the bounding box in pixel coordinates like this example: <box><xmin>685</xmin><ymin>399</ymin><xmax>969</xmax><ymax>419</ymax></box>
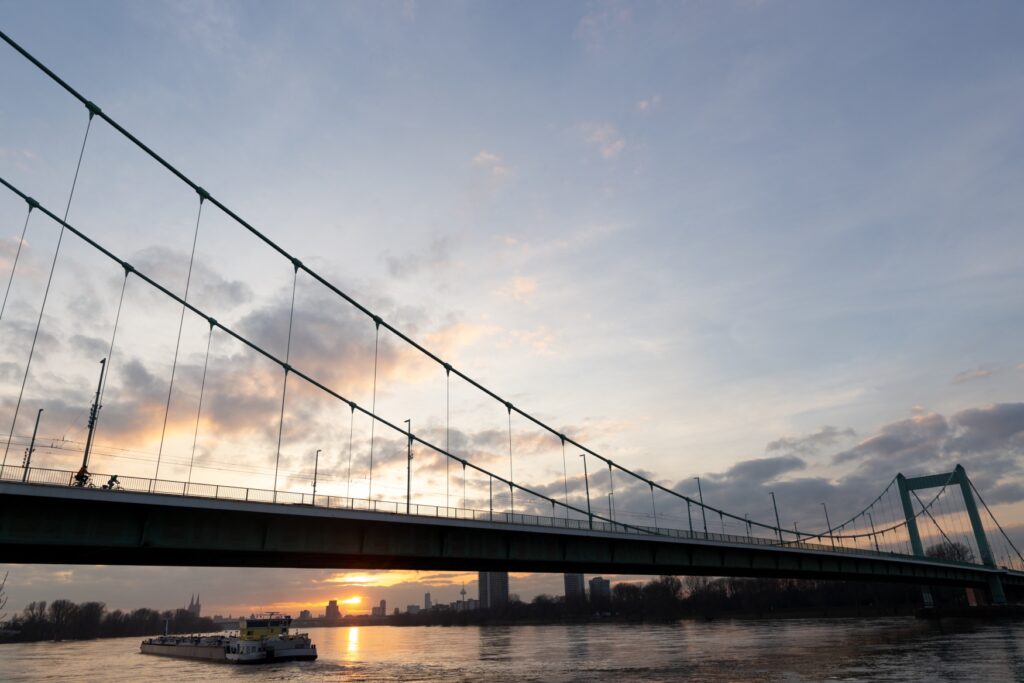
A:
<box><xmin>3</xmin><ymin>618</ymin><xmax>1024</xmax><ymax>681</ymax></box>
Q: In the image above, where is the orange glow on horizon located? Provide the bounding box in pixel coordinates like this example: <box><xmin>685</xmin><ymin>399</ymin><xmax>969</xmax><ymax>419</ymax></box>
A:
<box><xmin>340</xmin><ymin>596</ymin><xmax>362</xmax><ymax>605</ymax></box>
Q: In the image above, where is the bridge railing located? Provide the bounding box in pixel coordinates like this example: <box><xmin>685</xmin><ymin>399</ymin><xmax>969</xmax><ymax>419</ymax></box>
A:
<box><xmin>0</xmin><ymin>463</ymin><xmax>998</xmax><ymax>570</ymax></box>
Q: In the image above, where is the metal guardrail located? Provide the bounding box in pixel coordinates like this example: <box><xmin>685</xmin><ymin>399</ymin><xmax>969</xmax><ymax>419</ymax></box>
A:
<box><xmin>0</xmin><ymin>464</ymin><xmax>1012</xmax><ymax>573</ymax></box>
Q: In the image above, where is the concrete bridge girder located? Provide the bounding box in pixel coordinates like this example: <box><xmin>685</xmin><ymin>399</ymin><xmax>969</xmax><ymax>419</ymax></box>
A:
<box><xmin>1</xmin><ymin>483</ymin><xmax>1019</xmax><ymax>591</ymax></box>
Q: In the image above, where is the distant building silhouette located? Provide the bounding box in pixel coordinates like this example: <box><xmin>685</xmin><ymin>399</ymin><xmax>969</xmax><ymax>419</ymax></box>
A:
<box><xmin>564</xmin><ymin>574</ymin><xmax>586</xmax><ymax>603</ymax></box>
<box><xmin>325</xmin><ymin>599</ymin><xmax>341</xmax><ymax>621</ymax></box>
<box><xmin>478</xmin><ymin>572</ymin><xmax>509</xmax><ymax>609</ymax></box>
<box><xmin>185</xmin><ymin>594</ymin><xmax>201</xmax><ymax>617</ymax></box>
<box><xmin>299</xmin><ymin>609</ymin><xmax>312</xmax><ymax>620</ymax></box>
<box><xmin>424</xmin><ymin>592</ymin><xmax>432</xmax><ymax>610</ymax></box>
<box><xmin>589</xmin><ymin>577</ymin><xmax>611</xmax><ymax>613</ymax></box>
<box><xmin>371</xmin><ymin>599</ymin><xmax>387</xmax><ymax>617</ymax></box>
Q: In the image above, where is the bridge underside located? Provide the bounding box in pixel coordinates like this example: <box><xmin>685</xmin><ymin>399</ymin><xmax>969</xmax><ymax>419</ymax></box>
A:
<box><xmin>2</xmin><ymin>483</ymin><xmax>1019</xmax><ymax>591</ymax></box>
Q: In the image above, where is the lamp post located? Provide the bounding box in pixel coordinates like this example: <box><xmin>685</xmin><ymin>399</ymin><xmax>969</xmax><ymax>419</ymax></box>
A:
<box><xmin>822</xmin><ymin>502</ymin><xmax>835</xmax><ymax>549</ymax></box>
<box><xmin>580</xmin><ymin>453</ymin><xmax>592</xmax><ymax>529</ymax></box>
<box><xmin>312</xmin><ymin>448</ymin><xmax>321</xmax><ymax>502</ymax></box>
<box><xmin>770</xmin><ymin>491</ymin><xmax>783</xmax><ymax>543</ymax></box>
<box><xmin>694</xmin><ymin>476</ymin><xmax>708</xmax><ymax>538</ymax></box>
<box><xmin>405</xmin><ymin>419</ymin><xmax>413</xmax><ymax>515</ymax></box>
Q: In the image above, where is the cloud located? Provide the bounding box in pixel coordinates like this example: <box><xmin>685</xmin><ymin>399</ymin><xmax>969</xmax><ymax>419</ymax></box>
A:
<box><xmin>132</xmin><ymin>246</ymin><xmax>253</xmax><ymax>311</ymax></box>
<box><xmin>573</xmin><ymin>1</ymin><xmax>632</xmax><ymax>51</ymax></box>
<box><xmin>833</xmin><ymin>404</ymin><xmax>1024</xmax><ymax>497</ymax></box>
<box><xmin>497</xmin><ymin>276</ymin><xmax>538</xmax><ymax>302</ymax></box>
<box><xmin>635</xmin><ymin>94</ymin><xmax>661</xmax><ymax>113</ymax></box>
<box><xmin>766</xmin><ymin>425</ymin><xmax>856</xmax><ymax>458</ymax></box>
<box><xmin>507</xmin><ymin>327</ymin><xmax>557</xmax><ymax>357</ymax></box>
<box><xmin>401</xmin><ymin>0</ymin><xmax>416</xmax><ymax>21</ymax></box>
<box><xmin>716</xmin><ymin>455</ymin><xmax>806</xmax><ymax>485</ymax></box>
<box><xmin>383</xmin><ymin>235</ymin><xmax>453</xmax><ymax>280</ymax></box>
<box><xmin>581</xmin><ymin>123</ymin><xmax>626</xmax><ymax>159</ymax></box>
<box><xmin>953</xmin><ymin>367</ymin><xmax>994</xmax><ymax>384</ymax></box>
<box><xmin>472</xmin><ymin>150</ymin><xmax>511</xmax><ymax>177</ymax></box>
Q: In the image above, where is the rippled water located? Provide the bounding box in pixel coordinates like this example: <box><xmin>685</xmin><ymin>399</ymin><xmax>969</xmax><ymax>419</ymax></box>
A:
<box><xmin>3</xmin><ymin>618</ymin><xmax>1024</xmax><ymax>681</ymax></box>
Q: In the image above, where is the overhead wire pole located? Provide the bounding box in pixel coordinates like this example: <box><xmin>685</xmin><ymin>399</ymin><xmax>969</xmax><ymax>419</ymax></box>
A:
<box><xmin>20</xmin><ymin>408</ymin><xmax>42</xmax><ymax>481</ymax></box>
<box><xmin>770</xmin><ymin>492</ymin><xmax>783</xmax><ymax>543</ymax></box>
<box><xmin>822</xmin><ymin>502</ymin><xmax>835</xmax><ymax>549</ymax></box>
<box><xmin>695</xmin><ymin>476</ymin><xmax>708</xmax><ymax>538</ymax></box>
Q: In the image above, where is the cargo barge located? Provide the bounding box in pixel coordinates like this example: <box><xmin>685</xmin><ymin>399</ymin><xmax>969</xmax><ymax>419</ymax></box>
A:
<box><xmin>140</xmin><ymin>615</ymin><xmax>316</xmax><ymax>664</ymax></box>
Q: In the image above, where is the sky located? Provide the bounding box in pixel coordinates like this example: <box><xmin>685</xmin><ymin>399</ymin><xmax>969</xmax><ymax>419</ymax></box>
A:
<box><xmin>0</xmin><ymin>0</ymin><xmax>1023</xmax><ymax>618</ymax></box>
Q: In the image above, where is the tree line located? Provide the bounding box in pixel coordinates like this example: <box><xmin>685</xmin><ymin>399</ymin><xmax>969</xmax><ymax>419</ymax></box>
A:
<box><xmin>1</xmin><ymin>599</ymin><xmax>216</xmax><ymax>643</ymax></box>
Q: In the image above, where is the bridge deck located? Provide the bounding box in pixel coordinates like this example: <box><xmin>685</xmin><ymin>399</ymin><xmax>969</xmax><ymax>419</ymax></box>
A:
<box><xmin>3</xmin><ymin>479</ymin><xmax>1021</xmax><ymax>591</ymax></box>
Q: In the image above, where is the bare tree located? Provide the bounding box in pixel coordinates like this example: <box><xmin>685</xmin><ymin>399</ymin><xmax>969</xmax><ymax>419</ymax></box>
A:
<box><xmin>926</xmin><ymin>540</ymin><xmax>975</xmax><ymax>563</ymax></box>
<box><xmin>0</xmin><ymin>571</ymin><xmax>8</xmax><ymax>625</ymax></box>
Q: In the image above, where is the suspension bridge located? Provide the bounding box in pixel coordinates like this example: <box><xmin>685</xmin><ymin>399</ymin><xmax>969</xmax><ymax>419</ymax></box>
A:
<box><xmin>0</xmin><ymin>30</ymin><xmax>1022</xmax><ymax>606</ymax></box>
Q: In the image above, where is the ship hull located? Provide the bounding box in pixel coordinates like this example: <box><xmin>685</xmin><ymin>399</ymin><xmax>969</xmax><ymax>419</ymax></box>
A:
<box><xmin>140</xmin><ymin>642</ymin><xmax>226</xmax><ymax>661</ymax></box>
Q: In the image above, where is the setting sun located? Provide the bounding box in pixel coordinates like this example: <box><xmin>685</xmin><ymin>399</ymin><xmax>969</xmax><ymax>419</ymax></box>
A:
<box><xmin>340</xmin><ymin>596</ymin><xmax>362</xmax><ymax>606</ymax></box>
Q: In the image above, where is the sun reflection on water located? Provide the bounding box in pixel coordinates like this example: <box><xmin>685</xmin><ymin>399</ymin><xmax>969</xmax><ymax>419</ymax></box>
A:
<box><xmin>346</xmin><ymin>626</ymin><xmax>360</xmax><ymax>659</ymax></box>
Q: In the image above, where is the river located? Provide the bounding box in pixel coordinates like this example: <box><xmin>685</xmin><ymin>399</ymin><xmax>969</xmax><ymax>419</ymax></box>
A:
<box><xmin>3</xmin><ymin>618</ymin><xmax>1024</xmax><ymax>681</ymax></box>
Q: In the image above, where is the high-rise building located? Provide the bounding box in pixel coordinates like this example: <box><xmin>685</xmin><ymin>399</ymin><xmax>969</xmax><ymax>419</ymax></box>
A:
<box><xmin>564</xmin><ymin>574</ymin><xmax>586</xmax><ymax>603</ymax></box>
<box><xmin>478</xmin><ymin>572</ymin><xmax>509</xmax><ymax>609</ymax></box>
<box><xmin>369</xmin><ymin>599</ymin><xmax>387</xmax><ymax>617</ymax></box>
<box><xmin>407</xmin><ymin>605</ymin><xmax>420</xmax><ymax>614</ymax></box>
<box><xmin>299</xmin><ymin>609</ymin><xmax>312</xmax><ymax>620</ymax></box>
<box><xmin>424</xmin><ymin>592</ymin><xmax>432</xmax><ymax>610</ymax></box>
<box><xmin>325</xmin><ymin>600</ymin><xmax>341</xmax><ymax>621</ymax></box>
<box><xmin>589</xmin><ymin>576</ymin><xmax>611</xmax><ymax>613</ymax></box>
